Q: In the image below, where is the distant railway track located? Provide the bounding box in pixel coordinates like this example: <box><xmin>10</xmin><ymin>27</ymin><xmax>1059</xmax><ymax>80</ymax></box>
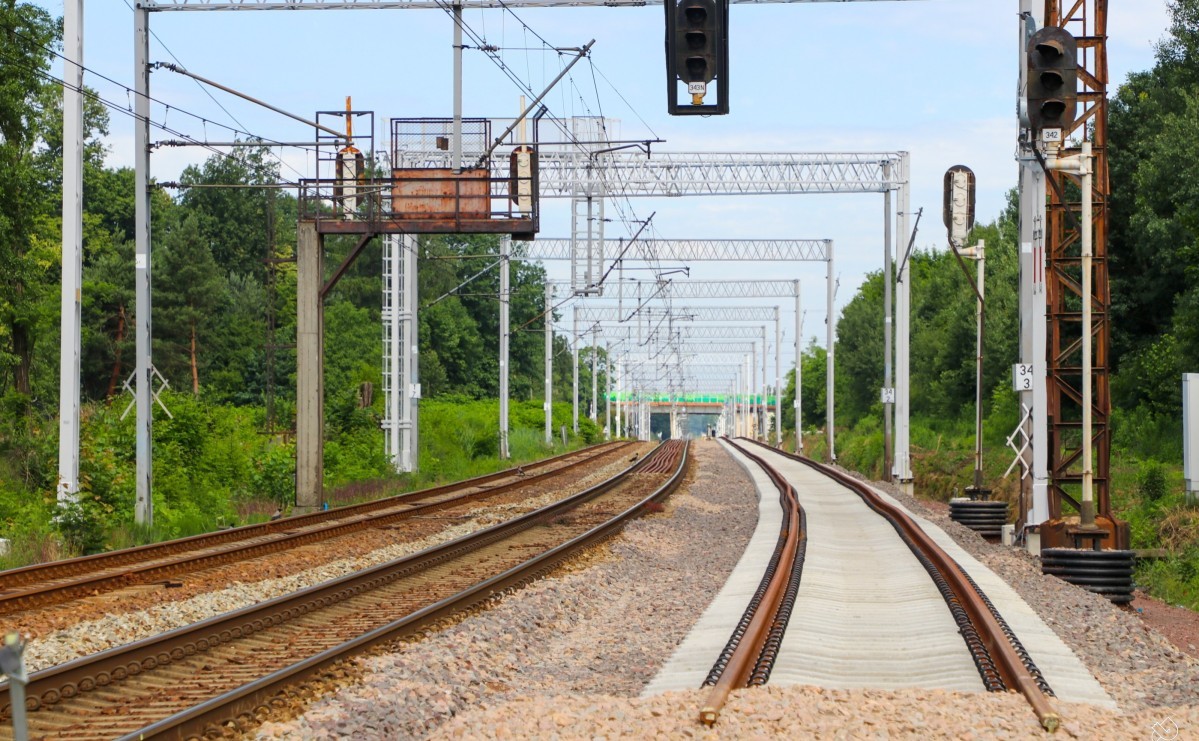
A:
<box><xmin>0</xmin><ymin>441</ymin><xmax>635</xmax><ymax>616</ymax></box>
<box><xmin>736</xmin><ymin>438</ymin><xmax>1060</xmax><ymax>732</ymax></box>
<box><xmin>0</xmin><ymin>440</ymin><xmax>688</xmax><ymax>741</ymax></box>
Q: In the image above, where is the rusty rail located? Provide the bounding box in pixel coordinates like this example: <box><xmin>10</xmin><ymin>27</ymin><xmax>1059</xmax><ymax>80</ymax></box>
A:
<box><xmin>0</xmin><ymin>441</ymin><xmax>633</xmax><ymax>615</ymax></box>
<box><xmin>698</xmin><ymin>438</ymin><xmax>806</xmax><ymax>725</ymax></box>
<box><xmin>739</xmin><ymin>438</ymin><xmax>1060</xmax><ymax>732</ymax></box>
<box><xmin>0</xmin><ymin>442</ymin><xmax>686</xmax><ymax>740</ymax></box>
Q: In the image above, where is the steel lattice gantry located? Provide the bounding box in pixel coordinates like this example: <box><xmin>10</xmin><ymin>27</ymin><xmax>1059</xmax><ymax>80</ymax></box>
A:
<box><xmin>524</xmin><ymin>239</ymin><xmax>830</xmax><ymax>263</ymax></box>
<box><xmin>587</xmin><ymin>314</ymin><xmax>781</xmax><ymax>444</ymax></box>
<box><xmin>140</xmin><ymin>0</ymin><xmax>910</xmax><ymax>8</ymax></box>
<box><xmin>385</xmin><ymin>151</ymin><xmax>906</xmax><ymax>467</ymax></box>
<box><xmin>591</xmin><ymin>325</ymin><xmax>766</xmax><ymax>341</ymax></box>
<box><xmin>99</xmin><ymin>0</ymin><xmax>921</xmax><ymax>522</ymax></box>
<box><xmin>536</xmin><ymin>246</ymin><xmax>831</xmax><ymax>448</ymax></box>
<box><xmin>398</xmin><ymin>150</ymin><xmax>906</xmax><ymax>197</ymax></box>
<box><xmin>573</xmin><ymin>305</ymin><xmax>776</xmax><ymax>323</ymax></box>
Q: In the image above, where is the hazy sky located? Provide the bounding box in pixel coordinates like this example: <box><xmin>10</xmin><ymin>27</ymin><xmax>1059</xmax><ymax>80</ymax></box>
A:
<box><xmin>30</xmin><ymin>0</ymin><xmax>1176</xmax><ymax>383</ymax></box>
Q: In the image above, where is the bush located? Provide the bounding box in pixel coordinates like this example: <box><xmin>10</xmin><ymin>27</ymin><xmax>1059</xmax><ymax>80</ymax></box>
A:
<box><xmin>54</xmin><ymin>501</ymin><xmax>107</xmax><ymax>555</ymax></box>
<box><xmin>1137</xmin><ymin>460</ymin><xmax>1168</xmax><ymax>503</ymax></box>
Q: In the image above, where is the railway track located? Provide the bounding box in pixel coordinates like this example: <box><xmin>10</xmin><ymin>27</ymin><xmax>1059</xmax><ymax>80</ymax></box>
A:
<box><xmin>0</xmin><ymin>441</ymin><xmax>635</xmax><ymax>617</ymax></box>
<box><xmin>699</xmin><ymin>438</ymin><xmax>1059</xmax><ymax>732</ymax></box>
<box><xmin>0</xmin><ymin>440</ymin><xmax>688</xmax><ymax>741</ymax></box>
<box><xmin>698</xmin><ymin>437</ymin><xmax>806</xmax><ymax>724</ymax></box>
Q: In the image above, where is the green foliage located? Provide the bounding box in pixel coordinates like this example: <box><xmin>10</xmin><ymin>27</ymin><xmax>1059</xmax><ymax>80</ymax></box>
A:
<box><xmin>1112</xmin><ymin>404</ymin><xmax>1184</xmax><ymax>463</ymax></box>
<box><xmin>1138</xmin><ymin>460</ymin><xmax>1169</xmax><ymax>503</ymax></box>
<box><xmin>54</xmin><ymin>501</ymin><xmax>107</xmax><ymax>555</ymax></box>
<box><xmin>1136</xmin><ymin>549</ymin><xmax>1199</xmax><ymax>611</ymax></box>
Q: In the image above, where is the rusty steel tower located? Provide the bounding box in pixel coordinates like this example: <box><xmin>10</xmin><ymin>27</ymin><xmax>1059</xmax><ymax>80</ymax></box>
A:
<box><xmin>1041</xmin><ymin>0</ymin><xmax>1126</xmax><ymax>548</ymax></box>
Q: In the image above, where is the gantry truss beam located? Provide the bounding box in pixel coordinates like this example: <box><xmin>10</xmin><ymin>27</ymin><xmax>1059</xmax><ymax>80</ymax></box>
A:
<box><xmin>623</xmin><ymin>351</ymin><xmax>762</xmax><ymax>362</ymax></box>
<box><xmin>575</xmin><ymin>305</ymin><xmax>777</xmax><ymax>322</ymax></box>
<box><xmin>142</xmin><ymin>0</ymin><xmax>912</xmax><ymax>8</ymax></box>
<box><xmin>401</xmin><ymin>151</ymin><xmax>905</xmax><ymax>197</ymax></box>
<box><xmin>598</xmin><ymin>279</ymin><xmax>800</xmax><ymax>300</ymax></box>
<box><xmin>525</xmin><ymin>240</ymin><xmax>830</xmax><ymax>263</ymax></box>
<box><xmin>640</xmin><ymin>342</ymin><xmax>759</xmax><ymax>354</ymax></box>
<box><xmin>594</xmin><ymin>326</ymin><xmax>765</xmax><ymax>341</ymax></box>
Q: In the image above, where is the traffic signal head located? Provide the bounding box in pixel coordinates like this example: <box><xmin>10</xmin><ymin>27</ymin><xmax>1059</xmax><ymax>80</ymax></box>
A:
<box><xmin>665</xmin><ymin>0</ymin><xmax>728</xmax><ymax>115</ymax></box>
<box><xmin>675</xmin><ymin>0</ymin><xmax>718</xmax><ymax>96</ymax></box>
<box><xmin>1026</xmin><ymin>26</ymin><xmax>1078</xmax><ymax>133</ymax></box>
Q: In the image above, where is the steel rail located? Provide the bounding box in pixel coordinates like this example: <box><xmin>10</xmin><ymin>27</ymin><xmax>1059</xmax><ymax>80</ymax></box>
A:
<box><xmin>698</xmin><ymin>438</ymin><xmax>805</xmax><ymax>725</ymax></box>
<box><xmin>0</xmin><ymin>442</ymin><xmax>688</xmax><ymax>739</ymax></box>
<box><xmin>0</xmin><ymin>441</ymin><xmax>633</xmax><ymax>614</ymax></box>
<box><xmin>740</xmin><ymin>438</ymin><xmax>1061</xmax><ymax>732</ymax></box>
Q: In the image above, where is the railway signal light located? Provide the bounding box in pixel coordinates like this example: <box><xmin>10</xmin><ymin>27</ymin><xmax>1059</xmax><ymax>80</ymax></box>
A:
<box><xmin>1025</xmin><ymin>26</ymin><xmax>1077</xmax><ymax>134</ymax></box>
<box><xmin>943</xmin><ymin>165</ymin><xmax>976</xmax><ymax>248</ymax></box>
<box><xmin>664</xmin><ymin>0</ymin><xmax>729</xmax><ymax>116</ymax></box>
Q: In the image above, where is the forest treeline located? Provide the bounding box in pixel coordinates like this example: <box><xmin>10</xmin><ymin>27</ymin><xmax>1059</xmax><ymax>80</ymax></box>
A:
<box><xmin>778</xmin><ymin>0</ymin><xmax>1198</xmax><ymax>607</ymax></box>
<box><xmin>780</xmin><ymin>0</ymin><xmax>1198</xmax><ymax>465</ymax></box>
<box><xmin>0</xmin><ymin>2</ymin><xmax>603</xmax><ymax>552</ymax></box>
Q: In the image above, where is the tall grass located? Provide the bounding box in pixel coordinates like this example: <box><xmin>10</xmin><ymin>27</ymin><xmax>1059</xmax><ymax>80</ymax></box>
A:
<box><xmin>0</xmin><ymin>396</ymin><xmax>601</xmax><ymax>569</ymax></box>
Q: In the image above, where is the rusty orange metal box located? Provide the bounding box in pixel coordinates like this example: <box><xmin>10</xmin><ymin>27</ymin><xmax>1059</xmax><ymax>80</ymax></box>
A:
<box><xmin>390</xmin><ymin>168</ymin><xmax>490</xmax><ymax>220</ymax></box>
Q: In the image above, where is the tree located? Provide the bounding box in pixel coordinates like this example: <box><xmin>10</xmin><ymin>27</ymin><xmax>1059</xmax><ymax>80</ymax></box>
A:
<box><xmin>178</xmin><ymin>147</ymin><xmax>280</xmax><ymax>281</ymax></box>
<box><xmin>0</xmin><ymin>2</ymin><xmax>58</xmax><ymax>398</ymax></box>
<box><xmin>153</xmin><ymin>214</ymin><xmax>224</xmax><ymax>394</ymax></box>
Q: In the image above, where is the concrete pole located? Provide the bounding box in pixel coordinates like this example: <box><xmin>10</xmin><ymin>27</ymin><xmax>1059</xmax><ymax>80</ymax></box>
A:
<box><xmin>775</xmin><ymin>309</ymin><xmax>782</xmax><ymax>446</ymax></box>
<box><xmin>1021</xmin><ymin>139</ymin><xmax>1050</xmax><ymax>528</ymax></box>
<box><xmin>740</xmin><ymin>351</ymin><xmax>747</xmax><ymax>437</ymax></box>
<box><xmin>604</xmin><ymin>341</ymin><xmax>612</xmax><ymax>438</ymax></box>
<box><xmin>451</xmin><ymin>4</ymin><xmax>463</xmax><ymax>172</ymax></box>
<box><xmin>296</xmin><ymin>222</ymin><xmax>323</xmax><ymax>512</ymax></box>
<box><xmin>405</xmin><ymin>233</ymin><xmax>420</xmax><ymax>470</ymax></box>
<box><xmin>58</xmin><ymin>0</ymin><xmax>83</xmax><ymax>507</ymax></box>
<box><xmin>1019</xmin><ymin>0</ymin><xmax>1050</xmax><ymax>532</ymax></box>
<box><xmin>499</xmin><ymin>236</ymin><xmax>510</xmax><ymax>459</ymax></box>
<box><xmin>1080</xmin><ymin>142</ymin><xmax>1096</xmax><ymax>527</ymax></box>
<box><xmin>134</xmin><ymin>8</ymin><xmax>153</xmax><ymax>526</ymax></box>
<box><xmin>826</xmin><ymin>247</ymin><xmax>836</xmax><ymax>461</ymax></box>
<box><xmin>794</xmin><ymin>280</ymin><xmax>803</xmax><ymax>453</ymax></box>
<box><xmin>572</xmin><ymin>310</ymin><xmax>579</xmax><ymax>434</ymax></box>
<box><xmin>545</xmin><ymin>282</ymin><xmax>553</xmax><ymax>444</ymax></box>
<box><xmin>591</xmin><ymin>332</ymin><xmax>599</xmax><ymax>422</ymax></box>
<box><xmin>760</xmin><ymin>327</ymin><xmax>767</xmax><ymax>440</ymax></box>
<box><xmin>883</xmin><ymin>165</ymin><xmax>894</xmax><ymax>480</ymax></box>
<box><xmin>752</xmin><ymin>342</ymin><xmax>759</xmax><ymax>439</ymax></box>
<box><xmin>895</xmin><ymin>153</ymin><xmax>913</xmax><ymax>493</ymax></box>
<box><xmin>972</xmin><ymin>240</ymin><xmax>986</xmax><ymax>490</ymax></box>
<box><xmin>616</xmin><ymin>354</ymin><xmax>623</xmax><ymax>438</ymax></box>
<box><xmin>733</xmin><ymin>367</ymin><xmax>740</xmax><ymax>436</ymax></box>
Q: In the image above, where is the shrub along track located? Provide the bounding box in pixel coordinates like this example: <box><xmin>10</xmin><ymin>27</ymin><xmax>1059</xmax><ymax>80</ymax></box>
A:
<box><xmin>0</xmin><ymin>441</ymin><xmax>636</xmax><ymax>619</ymax></box>
<box><xmin>738</xmin><ymin>438</ymin><xmax>1061</xmax><ymax>732</ymax></box>
<box><xmin>0</xmin><ymin>440</ymin><xmax>688</xmax><ymax>741</ymax></box>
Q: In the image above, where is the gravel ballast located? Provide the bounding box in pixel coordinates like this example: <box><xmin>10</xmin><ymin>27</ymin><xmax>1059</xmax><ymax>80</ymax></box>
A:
<box><xmin>254</xmin><ymin>440</ymin><xmax>1199</xmax><ymax>739</ymax></box>
<box><xmin>255</xmin><ymin>439</ymin><xmax>760</xmax><ymax>739</ymax></box>
<box><xmin>851</xmin><ymin>469</ymin><xmax>1199</xmax><ymax>712</ymax></box>
<box><xmin>17</xmin><ymin>446</ymin><xmax>655</xmax><ymax>673</ymax></box>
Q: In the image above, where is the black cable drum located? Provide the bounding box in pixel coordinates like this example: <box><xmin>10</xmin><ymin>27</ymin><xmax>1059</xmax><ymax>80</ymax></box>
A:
<box><xmin>949</xmin><ymin>499</ymin><xmax>1008</xmax><ymax>538</ymax></box>
<box><xmin>1040</xmin><ymin>548</ymin><xmax>1136</xmax><ymax>604</ymax></box>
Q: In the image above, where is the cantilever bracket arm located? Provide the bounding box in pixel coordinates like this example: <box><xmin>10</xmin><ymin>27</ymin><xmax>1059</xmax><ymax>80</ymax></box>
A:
<box><xmin>322</xmin><ymin>232</ymin><xmax>377</xmax><ymax>299</ymax></box>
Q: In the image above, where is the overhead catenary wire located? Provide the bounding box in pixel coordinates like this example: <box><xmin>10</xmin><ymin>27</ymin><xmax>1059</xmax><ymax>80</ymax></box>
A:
<box><xmin>0</xmin><ymin>47</ymin><xmax>303</xmax><ymax>190</ymax></box>
<box><xmin>0</xmin><ymin>17</ymin><xmax>320</xmax><ymax>177</ymax></box>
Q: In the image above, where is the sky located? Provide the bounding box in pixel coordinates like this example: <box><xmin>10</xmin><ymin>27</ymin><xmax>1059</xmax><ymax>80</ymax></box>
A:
<box><xmin>29</xmin><ymin>0</ymin><xmax>1176</xmax><ymax>390</ymax></box>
